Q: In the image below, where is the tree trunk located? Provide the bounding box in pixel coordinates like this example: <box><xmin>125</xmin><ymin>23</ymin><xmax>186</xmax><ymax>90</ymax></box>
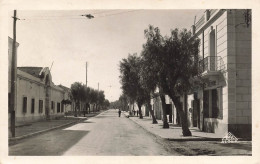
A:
<box><xmin>137</xmin><ymin>103</ymin><xmax>143</xmax><ymax>119</ymax></box>
<box><xmin>160</xmin><ymin>95</ymin><xmax>169</xmax><ymax>128</ymax></box>
<box><xmin>170</xmin><ymin>95</ymin><xmax>192</xmax><ymax>136</ymax></box>
<box><xmin>74</xmin><ymin>101</ymin><xmax>78</xmax><ymax>117</ymax></box>
<box><xmin>147</xmin><ymin>103</ymin><xmax>158</xmax><ymax>124</ymax></box>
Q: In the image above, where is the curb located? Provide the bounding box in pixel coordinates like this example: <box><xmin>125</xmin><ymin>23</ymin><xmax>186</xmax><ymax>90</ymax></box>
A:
<box><xmin>9</xmin><ymin>117</ymin><xmax>87</xmax><ymax>144</ymax></box>
<box><xmin>126</xmin><ymin>116</ymin><xmax>251</xmax><ymax>142</ymax></box>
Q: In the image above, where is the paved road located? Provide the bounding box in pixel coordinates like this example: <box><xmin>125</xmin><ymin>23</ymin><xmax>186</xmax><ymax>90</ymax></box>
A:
<box><xmin>9</xmin><ymin>109</ymin><xmax>173</xmax><ymax>156</ymax></box>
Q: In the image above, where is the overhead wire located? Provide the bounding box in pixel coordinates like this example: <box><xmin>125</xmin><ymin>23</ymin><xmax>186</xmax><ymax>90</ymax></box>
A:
<box><xmin>15</xmin><ymin>9</ymin><xmax>142</xmax><ymax>21</ymax></box>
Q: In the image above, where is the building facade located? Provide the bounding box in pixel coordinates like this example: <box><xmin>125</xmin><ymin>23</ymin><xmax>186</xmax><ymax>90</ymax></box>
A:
<box><xmin>15</xmin><ymin>67</ymin><xmax>70</xmax><ymax>124</ymax></box>
<box><xmin>190</xmin><ymin>9</ymin><xmax>251</xmax><ymax>138</ymax></box>
<box><xmin>9</xmin><ymin>37</ymin><xmax>72</xmax><ymax>128</ymax></box>
<box><xmin>151</xmin><ymin>9</ymin><xmax>251</xmax><ymax>138</ymax></box>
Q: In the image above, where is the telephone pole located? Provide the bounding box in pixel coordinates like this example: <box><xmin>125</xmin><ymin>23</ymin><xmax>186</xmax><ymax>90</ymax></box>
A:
<box><xmin>10</xmin><ymin>10</ymin><xmax>18</xmax><ymax>137</ymax></box>
<box><xmin>86</xmin><ymin>62</ymin><xmax>88</xmax><ymax>86</ymax></box>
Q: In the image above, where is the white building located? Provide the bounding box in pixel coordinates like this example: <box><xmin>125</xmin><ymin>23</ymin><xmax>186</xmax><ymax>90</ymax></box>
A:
<box><xmin>151</xmin><ymin>9</ymin><xmax>251</xmax><ymax>138</ymax></box>
<box><xmin>16</xmin><ymin>67</ymin><xmax>70</xmax><ymax>124</ymax></box>
<box><xmin>8</xmin><ymin>37</ymin><xmax>72</xmax><ymax>127</ymax></box>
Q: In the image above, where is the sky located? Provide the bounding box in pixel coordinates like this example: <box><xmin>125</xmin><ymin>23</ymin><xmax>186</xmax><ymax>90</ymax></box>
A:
<box><xmin>9</xmin><ymin>9</ymin><xmax>205</xmax><ymax>102</ymax></box>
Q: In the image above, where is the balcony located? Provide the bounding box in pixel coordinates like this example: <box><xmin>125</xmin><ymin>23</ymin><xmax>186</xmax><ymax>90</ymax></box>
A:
<box><xmin>199</xmin><ymin>56</ymin><xmax>225</xmax><ymax>79</ymax></box>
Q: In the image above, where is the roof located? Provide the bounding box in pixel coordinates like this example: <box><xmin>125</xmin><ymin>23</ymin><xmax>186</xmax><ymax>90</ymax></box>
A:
<box><xmin>58</xmin><ymin>84</ymin><xmax>70</xmax><ymax>91</ymax></box>
<box><xmin>17</xmin><ymin>67</ymin><xmax>43</xmax><ymax>78</ymax></box>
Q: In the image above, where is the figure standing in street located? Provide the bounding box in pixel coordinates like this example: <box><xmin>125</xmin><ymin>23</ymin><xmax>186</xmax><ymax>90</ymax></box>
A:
<box><xmin>137</xmin><ymin>110</ymin><xmax>139</xmax><ymax>116</ymax></box>
<box><xmin>133</xmin><ymin>109</ymin><xmax>136</xmax><ymax>116</ymax></box>
<box><xmin>118</xmin><ymin>109</ymin><xmax>121</xmax><ymax>117</ymax></box>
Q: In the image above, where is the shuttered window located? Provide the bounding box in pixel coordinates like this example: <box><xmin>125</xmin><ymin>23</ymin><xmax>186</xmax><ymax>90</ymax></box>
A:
<box><xmin>23</xmin><ymin>97</ymin><xmax>27</xmax><ymax>113</ymax></box>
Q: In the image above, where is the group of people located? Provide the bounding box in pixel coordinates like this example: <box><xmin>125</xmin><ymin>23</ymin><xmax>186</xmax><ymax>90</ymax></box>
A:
<box><xmin>132</xmin><ymin>109</ymin><xmax>139</xmax><ymax>116</ymax></box>
<box><xmin>117</xmin><ymin>109</ymin><xmax>140</xmax><ymax>117</ymax></box>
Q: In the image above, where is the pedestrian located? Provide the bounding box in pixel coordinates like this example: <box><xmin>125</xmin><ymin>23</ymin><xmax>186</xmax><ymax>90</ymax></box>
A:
<box><xmin>133</xmin><ymin>110</ymin><xmax>136</xmax><ymax>116</ymax></box>
<box><xmin>137</xmin><ymin>110</ymin><xmax>139</xmax><ymax>116</ymax></box>
<box><xmin>118</xmin><ymin>109</ymin><xmax>121</xmax><ymax>117</ymax></box>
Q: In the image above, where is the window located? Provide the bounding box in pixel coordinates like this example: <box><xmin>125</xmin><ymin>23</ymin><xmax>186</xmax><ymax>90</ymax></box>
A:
<box><xmin>23</xmin><ymin>97</ymin><xmax>27</xmax><ymax>113</ymax></box>
<box><xmin>61</xmin><ymin>102</ymin><xmax>64</xmax><ymax>113</ymax></box>
<box><xmin>51</xmin><ymin>101</ymin><xmax>55</xmax><ymax>110</ymax></box>
<box><xmin>39</xmin><ymin>100</ymin><xmax>43</xmax><ymax>113</ymax></box>
<box><xmin>203</xmin><ymin>88</ymin><xmax>223</xmax><ymax>119</ymax></box>
<box><xmin>31</xmin><ymin>98</ymin><xmax>35</xmax><ymax>113</ymax></box>
<box><xmin>212</xmin><ymin>88</ymin><xmax>223</xmax><ymax>119</ymax></box>
<box><xmin>209</xmin><ymin>27</ymin><xmax>216</xmax><ymax>71</ymax></box>
<box><xmin>57</xmin><ymin>103</ymin><xmax>60</xmax><ymax>113</ymax></box>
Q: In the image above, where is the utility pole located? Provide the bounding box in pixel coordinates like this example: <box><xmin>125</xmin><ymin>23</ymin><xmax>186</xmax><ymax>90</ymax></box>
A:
<box><xmin>86</xmin><ymin>62</ymin><xmax>88</xmax><ymax>86</ymax></box>
<box><xmin>10</xmin><ymin>10</ymin><xmax>17</xmax><ymax>137</ymax></box>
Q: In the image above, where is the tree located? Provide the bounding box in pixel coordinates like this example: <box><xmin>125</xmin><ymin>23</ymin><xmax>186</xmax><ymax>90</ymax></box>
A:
<box><xmin>70</xmin><ymin>82</ymin><xmax>85</xmax><ymax>117</ymax></box>
<box><xmin>162</xmin><ymin>28</ymin><xmax>200</xmax><ymax>136</ymax></box>
<box><xmin>103</xmin><ymin>99</ymin><xmax>110</xmax><ymax>109</ymax></box>
<box><xmin>89</xmin><ymin>88</ymin><xmax>98</xmax><ymax>112</ymax></box>
<box><xmin>141</xmin><ymin>25</ymin><xmax>170</xmax><ymax>128</ymax></box>
<box><xmin>119</xmin><ymin>94</ymin><xmax>128</xmax><ymax>111</ymax></box>
<box><xmin>142</xmin><ymin>25</ymin><xmax>200</xmax><ymax>136</ymax></box>
<box><xmin>139</xmin><ymin>58</ymin><xmax>159</xmax><ymax>124</ymax></box>
<box><xmin>97</xmin><ymin>90</ymin><xmax>105</xmax><ymax>111</ymax></box>
<box><xmin>119</xmin><ymin>54</ymin><xmax>148</xmax><ymax>119</ymax></box>
<box><xmin>83</xmin><ymin>86</ymin><xmax>91</xmax><ymax>114</ymax></box>
<box><xmin>62</xmin><ymin>99</ymin><xmax>72</xmax><ymax>118</ymax></box>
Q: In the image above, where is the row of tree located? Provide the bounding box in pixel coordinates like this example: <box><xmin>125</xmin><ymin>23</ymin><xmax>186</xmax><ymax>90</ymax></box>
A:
<box><xmin>109</xmin><ymin>94</ymin><xmax>128</xmax><ymax>111</ymax></box>
<box><xmin>70</xmin><ymin>82</ymin><xmax>110</xmax><ymax>117</ymax></box>
<box><xmin>119</xmin><ymin>25</ymin><xmax>200</xmax><ymax>136</ymax></box>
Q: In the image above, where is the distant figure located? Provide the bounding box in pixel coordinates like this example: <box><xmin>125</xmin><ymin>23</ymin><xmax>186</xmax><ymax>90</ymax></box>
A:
<box><xmin>118</xmin><ymin>109</ymin><xmax>121</xmax><ymax>117</ymax></box>
<box><xmin>133</xmin><ymin>110</ymin><xmax>136</xmax><ymax>116</ymax></box>
<box><xmin>137</xmin><ymin>110</ymin><xmax>139</xmax><ymax>116</ymax></box>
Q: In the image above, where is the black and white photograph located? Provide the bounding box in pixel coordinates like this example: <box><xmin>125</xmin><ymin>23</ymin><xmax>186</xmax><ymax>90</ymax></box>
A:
<box><xmin>1</xmin><ymin>0</ymin><xmax>259</xmax><ymax>163</ymax></box>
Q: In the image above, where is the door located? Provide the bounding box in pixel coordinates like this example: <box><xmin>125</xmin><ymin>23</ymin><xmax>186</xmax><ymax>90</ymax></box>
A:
<box><xmin>192</xmin><ymin>99</ymin><xmax>200</xmax><ymax>128</ymax></box>
<box><xmin>192</xmin><ymin>100</ymin><xmax>198</xmax><ymax>127</ymax></box>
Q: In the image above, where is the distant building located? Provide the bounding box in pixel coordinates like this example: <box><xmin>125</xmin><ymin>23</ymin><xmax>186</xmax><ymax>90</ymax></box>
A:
<box><xmin>151</xmin><ymin>9</ymin><xmax>251</xmax><ymax>138</ymax></box>
<box><xmin>58</xmin><ymin>84</ymin><xmax>73</xmax><ymax>113</ymax></box>
<box><xmin>129</xmin><ymin>103</ymin><xmax>147</xmax><ymax>117</ymax></box>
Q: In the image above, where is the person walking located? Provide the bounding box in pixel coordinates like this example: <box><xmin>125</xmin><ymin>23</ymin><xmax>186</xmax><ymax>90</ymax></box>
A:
<box><xmin>133</xmin><ymin>109</ymin><xmax>136</xmax><ymax>116</ymax></box>
<box><xmin>118</xmin><ymin>109</ymin><xmax>121</xmax><ymax>117</ymax></box>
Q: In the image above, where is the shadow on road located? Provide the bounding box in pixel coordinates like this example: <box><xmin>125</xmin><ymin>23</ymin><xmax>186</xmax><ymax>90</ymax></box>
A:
<box><xmin>9</xmin><ymin>130</ymin><xmax>89</xmax><ymax>156</ymax></box>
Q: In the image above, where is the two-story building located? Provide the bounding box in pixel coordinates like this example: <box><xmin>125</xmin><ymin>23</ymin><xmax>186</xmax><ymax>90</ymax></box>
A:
<box><xmin>150</xmin><ymin>9</ymin><xmax>251</xmax><ymax>138</ymax></box>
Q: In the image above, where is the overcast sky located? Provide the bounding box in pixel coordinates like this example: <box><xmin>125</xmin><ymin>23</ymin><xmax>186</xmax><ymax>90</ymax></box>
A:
<box><xmin>9</xmin><ymin>9</ymin><xmax>204</xmax><ymax>102</ymax></box>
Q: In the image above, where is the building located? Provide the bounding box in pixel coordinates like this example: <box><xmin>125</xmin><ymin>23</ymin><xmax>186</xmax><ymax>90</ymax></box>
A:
<box><xmin>58</xmin><ymin>84</ymin><xmax>73</xmax><ymax>114</ymax></box>
<box><xmin>129</xmin><ymin>103</ymin><xmax>147</xmax><ymax>117</ymax></box>
<box><xmin>8</xmin><ymin>37</ymin><xmax>71</xmax><ymax>128</ymax></box>
<box><xmin>16</xmin><ymin>67</ymin><xmax>69</xmax><ymax>124</ymax></box>
<box><xmin>151</xmin><ymin>9</ymin><xmax>251</xmax><ymax>138</ymax></box>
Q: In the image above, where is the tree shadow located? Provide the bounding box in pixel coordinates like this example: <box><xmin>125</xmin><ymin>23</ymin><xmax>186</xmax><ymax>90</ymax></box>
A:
<box><xmin>9</xmin><ymin>130</ymin><xmax>89</xmax><ymax>156</ymax></box>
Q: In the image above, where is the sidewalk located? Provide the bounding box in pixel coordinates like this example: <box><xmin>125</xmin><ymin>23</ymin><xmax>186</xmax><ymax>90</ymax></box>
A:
<box><xmin>125</xmin><ymin>113</ymin><xmax>232</xmax><ymax>141</ymax></box>
<box><xmin>9</xmin><ymin>111</ymin><xmax>103</xmax><ymax>143</ymax></box>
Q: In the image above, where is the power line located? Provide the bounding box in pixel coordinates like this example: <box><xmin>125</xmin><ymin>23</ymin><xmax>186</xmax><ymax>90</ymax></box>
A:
<box><xmin>96</xmin><ymin>9</ymin><xmax>142</xmax><ymax>19</ymax></box>
<box><xmin>14</xmin><ymin>10</ymin><xmax>142</xmax><ymax>21</ymax></box>
<box><xmin>18</xmin><ymin>10</ymin><xmax>119</xmax><ymax>18</ymax></box>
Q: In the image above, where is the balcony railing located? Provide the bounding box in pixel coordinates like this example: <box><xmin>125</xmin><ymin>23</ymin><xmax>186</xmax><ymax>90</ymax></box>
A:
<box><xmin>199</xmin><ymin>56</ymin><xmax>225</xmax><ymax>74</ymax></box>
